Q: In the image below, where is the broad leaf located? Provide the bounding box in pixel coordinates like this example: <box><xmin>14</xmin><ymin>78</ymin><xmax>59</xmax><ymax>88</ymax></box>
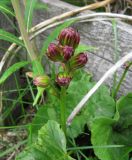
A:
<box><xmin>30</xmin><ymin>105</ymin><xmax>58</xmax><ymax>141</ymax></box>
<box><xmin>17</xmin><ymin>120</ymin><xmax>74</xmax><ymax>160</ymax></box>
<box><xmin>0</xmin><ymin>61</ymin><xmax>29</xmax><ymax>85</ymax></box>
<box><xmin>91</xmin><ymin>94</ymin><xmax>132</xmax><ymax>160</ymax></box>
<box><xmin>31</xmin><ymin>69</ymin><xmax>115</xmax><ymax>138</ymax></box>
<box><xmin>116</xmin><ymin>93</ymin><xmax>132</xmax><ymax>128</ymax></box>
<box><xmin>66</xmin><ymin>70</ymin><xmax>115</xmax><ymax>137</ymax></box>
<box><xmin>91</xmin><ymin>117</ymin><xmax>132</xmax><ymax>160</ymax></box>
<box><xmin>0</xmin><ymin>29</ymin><xmax>24</xmax><ymax>46</ymax></box>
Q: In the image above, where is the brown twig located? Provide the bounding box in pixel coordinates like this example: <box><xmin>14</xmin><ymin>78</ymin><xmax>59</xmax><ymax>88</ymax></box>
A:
<box><xmin>31</xmin><ymin>0</ymin><xmax>113</xmax><ymax>33</ymax></box>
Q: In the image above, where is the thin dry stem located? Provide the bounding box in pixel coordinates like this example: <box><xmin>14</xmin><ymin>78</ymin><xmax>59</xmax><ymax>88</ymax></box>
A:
<box><xmin>30</xmin><ymin>0</ymin><xmax>113</xmax><ymax>33</ymax></box>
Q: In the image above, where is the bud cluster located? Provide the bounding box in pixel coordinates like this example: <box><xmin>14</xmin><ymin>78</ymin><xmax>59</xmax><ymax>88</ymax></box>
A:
<box><xmin>34</xmin><ymin>27</ymin><xmax>88</xmax><ymax>89</ymax></box>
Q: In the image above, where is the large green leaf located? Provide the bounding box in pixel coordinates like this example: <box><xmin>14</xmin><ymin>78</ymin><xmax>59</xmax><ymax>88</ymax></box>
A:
<box><xmin>0</xmin><ymin>61</ymin><xmax>29</xmax><ymax>85</ymax></box>
<box><xmin>31</xmin><ymin>69</ymin><xmax>115</xmax><ymax>138</ymax></box>
<box><xmin>30</xmin><ymin>105</ymin><xmax>58</xmax><ymax>141</ymax></box>
<box><xmin>91</xmin><ymin>94</ymin><xmax>132</xmax><ymax>160</ymax></box>
<box><xmin>66</xmin><ymin>70</ymin><xmax>115</xmax><ymax>137</ymax></box>
<box><xmin>116</xmin><ymin>93</ymin><xmax>132</xmax><ymax>128</ymax></box>
<box><xmin>91</xmin><ymin>117</ymin><xmax>132</xmax><ymax>160</ymax></box>
<box><xmin>0</xmin><ymin>29</ymin><xmax>24</xmax><ymax>46</ymax></box>
<box><xmin>17</xmin><ymin>120</ymin><xmax>74</xmax><ymax>160</ymax></box>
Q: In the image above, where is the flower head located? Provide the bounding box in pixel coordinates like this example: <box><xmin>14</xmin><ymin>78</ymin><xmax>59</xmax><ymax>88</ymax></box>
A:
<box><xmin>62</xmin><ymin>45</ymin><xmax>74</xmax><ymax>61</ymax></box>
<box><xmin>46</xmin><ymin>43</ymin><xmax>62</xmax><ymax>62</ymax></box>
<box><xmin>58</xmin><ymin>27</ymin><xmax>80</xmax><ymax>49</ymax></box>
<box><xmin>70</xmin><ymin>53</ymin><xmax>88</xmax><ymax>70</ymax></box>
<box><xmin>33</xmin><ymin>75</ymin><xmax>50</xmax><ymax>88</ymax></box>
<box><xmin>56</xmin><ymin>72</ymin><xmax>72</xmax><ymax>87</ymax></box>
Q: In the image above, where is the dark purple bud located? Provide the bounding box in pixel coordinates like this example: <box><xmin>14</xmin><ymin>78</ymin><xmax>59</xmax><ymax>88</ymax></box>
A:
<box><xmin>62</xmin><ymin>46</ymin><xmax>74</xmax><ymax>61</ymax></box>
<box><xmin>70</xmin><ymin>53</ymin><xmax>88</xmax><ymax>70</ymax></box>
<box><xmin>56</xmin><ymin>72</ymin><xmax>72</xmax><ymax>87</ymax></box>
<box><xmin>46</xmin><ymin>43</ymin><xmax>62</xmax><ymax>62</ymax></box>
<box><xmin>58</xmin><ymin>27</ymin><xmax>80</xmax><ymax>49</ymax></box>
<box><xmin>33</xmin><ymin>75</ymin><xmax>50</xmax><ymax>88</ymax></box>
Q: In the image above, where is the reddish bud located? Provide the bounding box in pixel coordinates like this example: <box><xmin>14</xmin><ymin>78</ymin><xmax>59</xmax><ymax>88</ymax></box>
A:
<box><xmin>70</xmin><ymin>53</ymin><xmax>88</xmax><ymax>70</ymax></box>
<box><xmin>33</xmin><ymin>75</ymin><xmax>50</xmax><ymax>88</ymax></box>
<box><xmin>58</xmin><ymin>27</ymin><xmax>80</xmax><ymax>49</ymax></box>
<box><xmin>46</xmin><ymin>43</ymin><xmax>62</xmax><ymax>62</ymax></box>
<box><xmin>56</xmin><ymin>72</ymin><xmax>72</xmax><ymax>87</ymax></box>
<box><xmin>62</xmin><ymin>46</ymin><xmax>74</xmax><ymax>61</ymax></box>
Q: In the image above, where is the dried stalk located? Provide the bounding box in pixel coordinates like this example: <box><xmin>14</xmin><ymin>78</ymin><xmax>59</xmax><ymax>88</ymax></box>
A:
<box><xmin>1</xmin><ymin>12</ymin><xmax>132</xmax><ymax>74</ymax></box>
<box><xmin>67</xmin><ymin>51</ymin><xmax>132</xmax><ymax>126</ymax></box>
<box><xmin>30</xmin><ymin>0</ymin><xmax>113</xmax><ymax>33</ymax></box>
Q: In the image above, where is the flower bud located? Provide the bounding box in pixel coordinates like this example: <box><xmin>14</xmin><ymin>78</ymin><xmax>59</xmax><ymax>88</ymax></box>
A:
<box><xmin>33</xmin><ymin>75</ymin><xmax>50</xmax><ymax>88</ymax></box>
<box><xmin>62</xmin><ymin>46</ymin><xmax>74</xmax><ymax>61</ymax></box>
<box><xmin>58</xmin><ymin>27</ymin><xmax>80</xmax><ymax>49</ymax></box>
<box><xmin>56</xmin><ymin>72</ymin><xmax>72</xmax><ymax>87</ymax></box>
<box><xmin>70</xmin><ymin>53</ymin><xmax>88</xmax><ymax>70</ymax></box>
<box><xmin>46</xmin><ymin>43</ymin><xmax>62</xmax><ymax>62</ymax></box>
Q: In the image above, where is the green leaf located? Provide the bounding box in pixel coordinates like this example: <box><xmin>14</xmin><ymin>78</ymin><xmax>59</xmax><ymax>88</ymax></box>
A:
<box><xmin>30</xmin><ymin>105</ymin><xmax>58</xmax><ymax>141</ymax></box>
<box><xmin>0</xmin><ymin>61</ymin><xmax>29</xmax><ymax>85</ymax></box>
<box><xmin>0</xmin><ymin>3</ymin><xmax>14</xmax><ymax>16</ymax></box>
<box><xmin>116</xmin><ymin>93</ymin><xmax>132</xmax><ymax>128</ymax></box>
<box><xmin>91</xmin><ymin>94</ymin><xmax>132</xmax><ymax>160</ymax></box>
<box><xmin>91</xmin><ymin>117</ymin><xmax>132</xmax><ymax>160</ymax></box>
<box><xmin>66</xmin><ymin>70</ymin><xmax>115</xmax><ymax>137</ymax></box>
<box><xmin>25</xmin><ymin>0</ymin><xmax>38</xmax><ymax>31</ymax></box>
<box><xmin>40</xmin><ymin>19</ymin><xmax>76</xmax><ymax>59</ymax></box>
<box><xmin>75</xmin><ymin>44</ymin><xmax>97</xmax><ymax>55</ymax></box>
<box><xmin>0</xmin><ymin>29</ymin><xmax>24</xmax><ymax>46</ymax></box>
<box><xmin>17</xmin><ymin>121</ymin><xmax>74</xmax><ymax>160</ymax></box>
<box><xmin>32</xmin><ymin>69</ymin><xmax>115</xmax><ymax>139</ymax></box>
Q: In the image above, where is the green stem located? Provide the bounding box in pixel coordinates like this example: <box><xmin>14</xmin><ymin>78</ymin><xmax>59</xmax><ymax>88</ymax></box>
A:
<box><xmin>113</xmin><ymin>62</ymin><xmax>132</xmax><ymax>98</ymax></box>
<box><xmin>11</xmin><ymin>0</ymin><xmax>37</xmax><ymax>61</ymax></box>
<box><xmin>60</xmin><ymin>87</ymin><xmax>66</xmax><ymax>136</ymax></box>
<box><xmin>11</xmin><ymin>0</ymin><xmax>42</xmax><ymax>76</ymax></box>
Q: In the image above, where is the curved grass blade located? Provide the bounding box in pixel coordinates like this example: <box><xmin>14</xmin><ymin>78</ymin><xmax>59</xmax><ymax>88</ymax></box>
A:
<box><xmin>0</xmin><ymin>29</ymin><xmax>24</xmax><ymax>47</ymax></box>
<box><xmin>0</xmin><ymin>61</ymin><xmax>29</xmax><ymax>85</ymax></box>
<box><xmin>0</xmin><ymin>3</ymin><xmax>14</xmax><ymax>16</ymax></box>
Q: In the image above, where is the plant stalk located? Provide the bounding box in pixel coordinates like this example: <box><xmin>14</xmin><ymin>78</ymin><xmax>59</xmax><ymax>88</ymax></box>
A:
<box><xmin>60</xmin><ymin>87</ymin><xmax>66</xmax><ymax>136</ymax></box>
<box><xmin>113</xmin><ymin>62</ymin><xmax>132</xmax><ymax>98</ymax></box>
<box><xmin>11</xmin><ymin>0</ymin><xmax>37</xmax><ymax>61</ymax></box>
